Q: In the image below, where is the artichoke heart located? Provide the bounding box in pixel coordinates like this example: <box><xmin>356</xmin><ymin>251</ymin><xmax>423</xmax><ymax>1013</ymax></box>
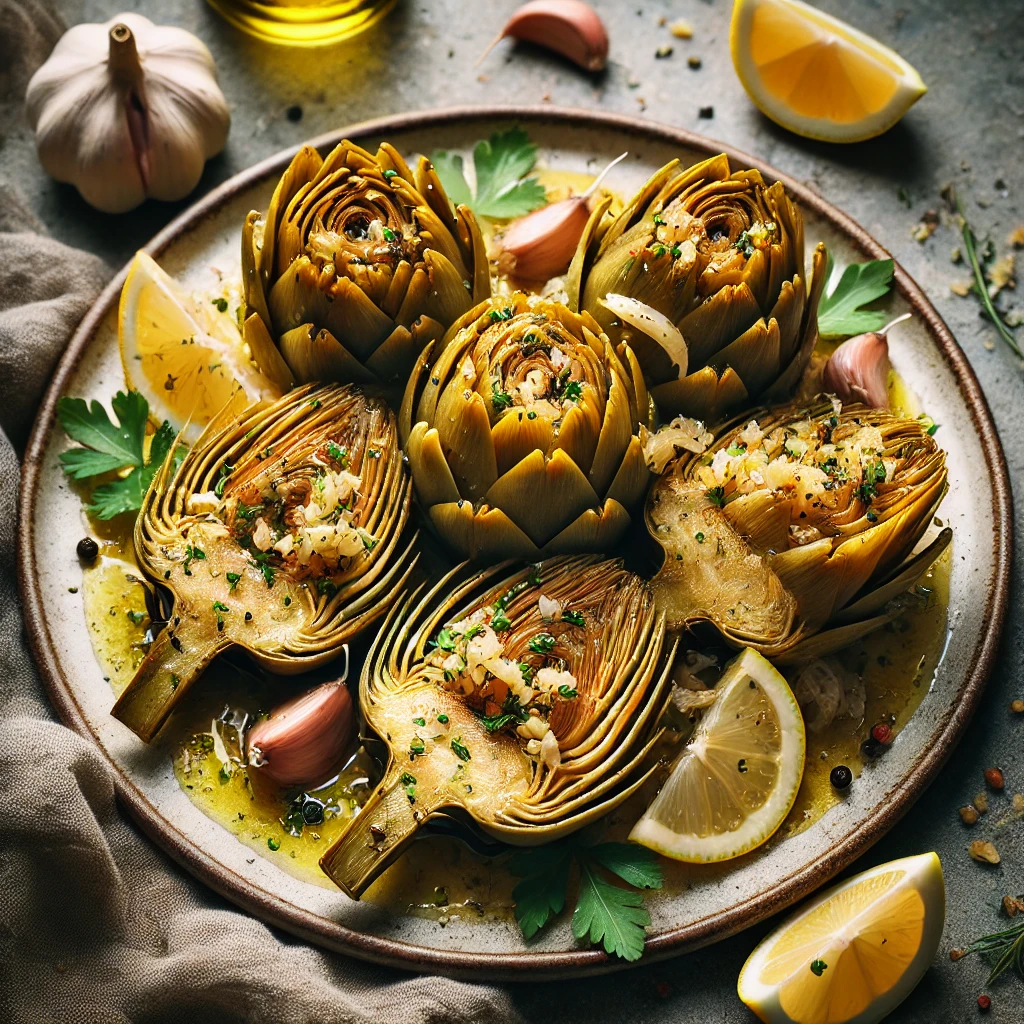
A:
<box><xmin>399</xmin><ymin>293</ymin><xmax>651</xmax><ymax>561</ymax></box>
<box><xmin>112</xmin><ymin>384</ymin><xmax>416</xmax><ymax>742</ymax></box>
<box><xmin>568</xmin><ymin>153</ymin><xmax>827</xmax><ymax>423</ymax></box>
<box><xmin>647</xmin><ymin>399</ymin><xmax>950</xmax><ymax>662</ymax></box>
<box><xmin>242</xmin><ymin>139</ymin><xmax>490</xmax><ymax>390</ymax></box>
<box><xmin>319</xmin><ymin>556</ymin><xmax>675</xmax><ymax>898</ymax></box>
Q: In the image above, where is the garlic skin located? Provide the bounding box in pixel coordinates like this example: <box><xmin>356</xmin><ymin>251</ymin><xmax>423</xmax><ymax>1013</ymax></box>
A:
<box><xmin>496</xmin><ymin>197</ymin><xmax>591</xmax><ymax>281</ymax></box>
<box><xmin>246</xmin><ymin>675</ymin><xmax>355</xmax><ymax>789</ymax></box>
<box><xmin>822</xmin><ymin>313</ymin><xmax>911</xmax><ymax>409</ymax></box>
<box><xmin>600</xmin><ymin>293</ymin><xmax>689</xmax><ymax>377</ymax></box>
<box><xmin>26</xmin><ymin>14</ymin><xmax>230</xmax><ymax>214</ymax></box>
<box><xmin>488</xmin><ymin>0</ymin><xmax>609</xmax><ymax>72</ymax></box>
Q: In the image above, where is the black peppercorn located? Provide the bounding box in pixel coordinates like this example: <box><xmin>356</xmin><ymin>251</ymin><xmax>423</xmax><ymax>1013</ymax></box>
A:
<box><xmin>76</xmin><ymin>536</ymin><xmax>99</xmax><ymax>562</ymax></box>
<box><xmin>286</xmin><ymin>104</ymin><xmax>303</xmax><ymax>122</ymax></box>
<box><xmin>861</xmin><ymin>737</ymin><xmax>882</xmax><ymax>759</ymax></box>
<box><xmin>830</xmin><ymin>764</ymin><xmax>853</xmax><ymax>790</ymax></box>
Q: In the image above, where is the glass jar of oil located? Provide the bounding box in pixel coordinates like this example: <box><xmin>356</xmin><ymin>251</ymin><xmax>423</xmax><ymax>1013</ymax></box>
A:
<box><xmin>205</xmin><ymin>0</ymin><xmax>398</xmax><ymax>46</ymax></box>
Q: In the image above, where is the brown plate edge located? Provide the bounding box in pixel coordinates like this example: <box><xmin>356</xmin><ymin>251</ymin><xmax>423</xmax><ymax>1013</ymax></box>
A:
<box><xmin>16</xmin><ymin>105</ymin><xmax>1013</xmax><ymax>981</ymax></box>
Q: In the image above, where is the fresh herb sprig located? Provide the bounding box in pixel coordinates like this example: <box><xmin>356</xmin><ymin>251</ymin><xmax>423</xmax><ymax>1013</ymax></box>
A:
<box><xmin>431</xmin><ymin>128</ymin><xmax>547</xmax><ymax>220</ymax></box>
<box><xmin>57</xmin><ymin>390</ymin><xmax>183</xmax><ymax>519</ymax></box>
<box><xmin>952</xmin><ymin>191</ymin><xmax>1023</xmax><ymax>358</ymax></box>
<box><xmin>510</xmin><ymin>839</ymin><xmax>663</xmax><ymax>961</ymax></box>
<box><xmin>955</xmin><ymin>914</ymin><xmax>1024</xmax><ymax>983</ymax></box>
<box><xmin>817</xmin><ymin>253</ymin><xmax>895</xmax><ymax>340</ymax></box>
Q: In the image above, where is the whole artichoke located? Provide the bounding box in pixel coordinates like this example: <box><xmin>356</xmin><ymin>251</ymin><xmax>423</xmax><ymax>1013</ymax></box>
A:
<box><xmin>646</xmin><ymin>399</ymin><xmax>950</xmax><ymax>663</ymax></box>
<box><xmin>568</xmin><ymin>153</ymin><xmax>827</xmax><ymax>424</ymax></box>
<box><xmin>112</xmin><ymin>383</ymin><xmax>416</xmax><ymax>741</ymax></box>
<box><xmin>241</xmin><ymin>139</ymin><xmax>490</xmax><ymax>390</ymax></box>
<box><xmin>399</xmin><ymin>293</ymin><xmax>651</xmax><ymax>561</ymax></box>
<box><xmin>320</xmin><ymin>556</ymin><xmax>675</xmax><ymax>898</ymax></box>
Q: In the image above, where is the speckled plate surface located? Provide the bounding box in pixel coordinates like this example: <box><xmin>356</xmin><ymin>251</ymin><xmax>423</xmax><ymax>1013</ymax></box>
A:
<box><xmin>18</xmin><ymin>107</ymin><xmax>1011</xmax><ymax>979</ymax></box>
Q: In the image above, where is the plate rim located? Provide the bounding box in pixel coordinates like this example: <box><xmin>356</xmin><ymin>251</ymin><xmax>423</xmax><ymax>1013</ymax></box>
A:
<box><xmin>17</xmin><ymin>104</ymin><xmax>1013</xmax><ymax>980</ymax></box>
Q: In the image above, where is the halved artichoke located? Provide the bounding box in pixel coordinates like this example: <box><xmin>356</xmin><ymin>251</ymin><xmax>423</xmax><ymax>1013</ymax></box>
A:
<box><xmin>320</xmin><ymin>556</ymin><xmax>674</xmax><ymax>898</ymax></box>
<box><xmin>399</xmin><ymin>293</ymin><xmax>651</xmax><ymax>561</ymax></box>
<box><xmin>567</xmin><ymin>153</ymin><xmax>826</xmax><ymax>423</ymax></box>
<box><xmin>646</xmin><ymin>399</ymin><xmax>950</xmax><ymax>663</ymax></box>
<box><xmin>241</xmin><ymin>139</ymin><xmax>490</xmax><ymax>390</ymax></box>
<box><xmin>112</xmin><ymin>384</ymin><xmax>416</xmax><ymax>741</ymax></box>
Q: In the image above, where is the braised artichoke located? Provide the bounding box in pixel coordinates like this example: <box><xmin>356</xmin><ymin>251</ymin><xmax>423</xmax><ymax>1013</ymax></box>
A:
<box><xmin>399</xmin><ymin>293</ymin><xmax>651</xmax><ymax>561</ymax></box>
<box><xmin>319</xmin><ymin>556</ymin><xmax>674</xmax><ymax>898</ymax></box>
<box><xmin>112</xmin><ymin>384</ymin><xmax>416</xmax><ymax>741</ymax></box>
<box><xmin>567</xmin><ymin>153</ymin><xmax>826</xmax><ymax>423</ymax></box>
<box><xmin>646</xmin><ymin>400</ymin><xmax>950</xmax><ymax>663</ymax></box>
<box><xmin>241</xmin><ymin>139</ymin><xmax>490</xmax><ymax>390</ymax></box>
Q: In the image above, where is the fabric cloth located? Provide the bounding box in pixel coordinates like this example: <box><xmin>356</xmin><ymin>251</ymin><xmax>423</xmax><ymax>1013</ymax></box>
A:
<box><xmin>0</xmin><ymin>4</ymin><xmax>520</xmax><ymax>1021</ymax></box>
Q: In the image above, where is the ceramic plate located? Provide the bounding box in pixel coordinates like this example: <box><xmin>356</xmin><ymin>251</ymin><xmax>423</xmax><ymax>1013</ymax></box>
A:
<box><xmin>19</xmin><ymin>107</ymin><xmax>1011</xmax><ymax>979</ymax></box>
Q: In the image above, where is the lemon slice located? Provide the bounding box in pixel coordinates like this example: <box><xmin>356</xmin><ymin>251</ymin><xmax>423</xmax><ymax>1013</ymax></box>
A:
<box><xmin>738</xmin><ymin>852</ymin><xmax>945</xmax><ymax>1024</ymax></box>
<box><xmin>119</xmin><ymin>252</ymin><xmax>281</xmax><ymax>444</ymax></box>
<box><xmin>730</xmin><ymin>0</ymin><xmax>927</xmax><ymax>143</ymax></box>
<box><xmin>630</xmin><ymin>648</ymin><xmax>804</xmax><ymax>862</ymax></box>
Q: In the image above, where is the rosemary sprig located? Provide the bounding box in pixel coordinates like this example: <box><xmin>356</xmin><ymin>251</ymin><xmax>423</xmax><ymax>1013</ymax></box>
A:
<box><xmin>955</xmin><ymin>915</ymin><xmax>1024</xmax><ymax>983</ymax></box>
<box><xmin>953</xmin><ymin>190</ymin><xmax>1022</xmax><ymax>358</ymax></box>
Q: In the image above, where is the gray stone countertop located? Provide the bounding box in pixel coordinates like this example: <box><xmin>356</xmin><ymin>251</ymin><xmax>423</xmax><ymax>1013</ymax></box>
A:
<box><xmin>5</xmin><ymin>0</ymin><xmax>1023</xmax><ymax>1020</ymax></box>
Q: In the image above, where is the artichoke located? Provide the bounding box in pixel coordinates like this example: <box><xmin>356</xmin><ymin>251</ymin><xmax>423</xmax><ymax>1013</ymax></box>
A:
<box><xmin>399</xmin><ymin>293</ymin><xmax>651</xmax><ymax>562</ymax></box>
<box><xmin>319</xmin><ymin>556</ymin><xmax>674</xmax><ymax>898</ymax></box>
<box><xmin>567</xmin><ymin>153</ymin><xmax>826</xmax><ymax>423</ymax></box>
<box><xmin>112</xmin><ymin>384</ymin><xmax>416</xmax><ymax>741</ymax></box>
<box><xmin>241</xmin><ymin>139</ymin><xmax>490</xmax><ymax>390</ymax></box>
<box><xmin>646</xmin><ymin>399</ymin><xmax>950</xmax><ymax>663</ymax></box>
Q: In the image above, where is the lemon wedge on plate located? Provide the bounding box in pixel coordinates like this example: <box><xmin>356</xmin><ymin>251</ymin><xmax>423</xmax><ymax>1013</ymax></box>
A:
<box><xmin>120</xmin><ymin>251</ymin><xmax>282</xmax><ymax>444</ymax></box>
<box><xmin>630</xmin><ymin>648</ymin><xmax>805</xmax><ymax>862</ymax></box>
<box><xmin>730</xmin><ymin>0</ymin><xmax>927</xmax><ymax>143</ymax></box>
<box><xmin>738</xmin><ymin>852</ymin><xmax>945</xmax><ymax>1024</ymax></box>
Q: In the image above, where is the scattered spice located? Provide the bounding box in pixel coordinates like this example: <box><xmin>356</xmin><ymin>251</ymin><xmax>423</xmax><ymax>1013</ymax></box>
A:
<box><xmin>1002</xmin><ymin>895</ymin><xmax>1024</xmax><ymax>918</ymax></box>
<box><xmin>669</xmin><ymin>19</ymin><xmax>693</xmax><ymax>38</ymax></box>
<box><xmin>911</xmin><ymin>210</ymin><xmax>939</xmax><ymax>242</ymax></box>
<box><xmin>984</xmin><ymin>767</ymin><xmax>1005</xmax><ymax>791</ymax></box>
<box><xmin>969</xmin><ymin>840</ymin><xmax>1000</xmax><ymax>865</ymax></box>
<box><xmin>959</xmin><ymin>805</ymin><xmax>980</xmax><ymax>826</ymax></box>
<box><xmin>687</xmin><ymin>55</ymin><xmax>702</xmax><ymax>69</ymax></box>
<box><xmin>698</xmin><ymin>106</ymin><xmax>714</xmax><ymax>119</ymax></box>
<box><xmin>870</xmin><ymin>722</ymin><xmax>893</xmax><ymax>745</ymax></box>
<box><xmin>977</xmin><ymin>994</ymin><xmax>992</xmax><ymax>1013</ymax></box>
<box><xmin>1008</xmin><ymin>225</ymin><xmax>1024</xmax><ymax>249</ymax></box>
<box><xmin>829</xmin><ymin>765</ymin><xmax>853</xmax><ymax>790</ymax></box>
<box><xmin>973</xmin><ymin>792</ymin><xmax>989</xmax><ymax>814</ymax></box>
<box><xmin>655</xmin><ymin>45</ymin><xmax>673</xmax><ymax>58</ymax></box>
<box><xmin>285</xmin><ymin>104</ymin><xmax>303</xmax><ymax>122</ymax></box>
<box><xmin>949</xmin><ymin>281</ymin><xmax>971</xmax><ymax>297</ymax></box>
<box><xmin>76</xmin><ymin>536</ymin><xmax>99</xmax><ymax>561</ymax></box>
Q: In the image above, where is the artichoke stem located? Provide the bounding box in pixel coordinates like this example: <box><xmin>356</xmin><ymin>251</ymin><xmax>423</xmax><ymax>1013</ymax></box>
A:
<box><xmin>112</xmin><ymin>628</ymin><xmax>226</xmax><ymax>743</ymax></box>
<box><xmin>320</xmin><ymin>765</ymin><xmax>431</xmax><ymax>899</ymax></box>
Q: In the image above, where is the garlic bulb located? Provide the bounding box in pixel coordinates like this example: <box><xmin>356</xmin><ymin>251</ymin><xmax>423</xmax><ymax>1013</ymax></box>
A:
<box><xmin>822</xmin><ymin>313</ymin><xmax>911</xmax><ymax>409</ymax></box>
<box><xmin>26</xmin><ymin>13</ymin><xmax>230</xmax><ymax>214</ymax></box>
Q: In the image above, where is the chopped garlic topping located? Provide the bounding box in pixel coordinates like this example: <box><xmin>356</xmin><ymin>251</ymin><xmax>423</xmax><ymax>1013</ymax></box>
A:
<box><xmin>538</xmin><ymin>594</ymin><xmax>562</xmax><ymax>620</ymax></box>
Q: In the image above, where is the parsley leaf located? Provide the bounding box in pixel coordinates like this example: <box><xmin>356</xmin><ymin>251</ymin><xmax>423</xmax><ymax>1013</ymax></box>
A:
<box><xmin>431</xmin><ymin>128</ymin><xmax>547</xmax><ymax>220</ymax></box>
<box><xmin>572</xmin><ymin>861</ymin><xmax>652</xmax><ymax>962</ymax></box>
<box><xmin>58</xmin><ymin>391</ymin><xmax>183</xmax><ymax>519</ymax></box>
<box><xmin>509</xmin><ymin>844</ymin><xmax>573</xmax><ymax>939</ymax></box>
<box><xmin>816</xmin><ymin>253</ymin><xmax>895</xmax><ymax>340</ymax></box>
<box><xmin>509</xmin><ymin>839</ymin><xmax>663</xmax><ymax>959</ymax></box>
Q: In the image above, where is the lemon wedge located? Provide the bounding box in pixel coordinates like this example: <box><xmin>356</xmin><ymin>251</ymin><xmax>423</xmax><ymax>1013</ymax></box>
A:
<box><xmin>629</xmin><ymin>648</ymin><xmax>804</xmax><ymax>862</ymax></box>
<box><xmin>730</xmin><ymin>0</ymin><xmax>927</xmax><ymax>143</ymax></box>
<box><xmin>119</xmin><ymin>252</ymin><xmax>281</xmax><ymax>444</ymax></box>
<box><xmin>738</xmin><ymin>852</ymin><xmax>945</xmax><ymax>1024</ymax></box>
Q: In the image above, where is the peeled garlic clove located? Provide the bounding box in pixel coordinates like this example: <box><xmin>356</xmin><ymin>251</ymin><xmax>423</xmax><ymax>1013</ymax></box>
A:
<box><xmin>600</xmin><ymin>293</ymin><xmax>689</xmax><ymax>378</ymax></box>
<box><xmin>487</xmin><ymin>0</ymin><xmax>609</xmax><ymax>72</ymax></box>
<box><xmin>496</xmin><ymin>197</ymin><xmax>592</xmax><ymax>281</ymax></box>
<box><xmin>246</xmin><ymin>675</ymin><xmax>355</xmax><ymax>788</ymax></box>
<box><xmin>822</xmin><ymin>313</ymin><xmax>911</xmax><ymax>409</ymax></box>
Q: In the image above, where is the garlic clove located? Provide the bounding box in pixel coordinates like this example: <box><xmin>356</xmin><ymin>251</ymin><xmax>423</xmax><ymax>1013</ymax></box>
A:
<box><xmin>496</xmin><ymin>197</ymin><xmax>592</xmax><ymax>281</ymax></box>
<box><xmin>483</xmin><ymin>0</ymin><xmax>609</xmax><ymax>72</ymax></box>
<box><xmin>246</xmin><ymin>674</ymin><xmax>355</xmax><ymax>789</ymax></box>
<box><xmin>600</xmin><ymin>294</ymin><xmax>689</xmax><ymax>378</ymax></box>
<box><xmin>822</xmin><ymin>313</ymin><xmax>911</xmax><ymax>410</ymax></box>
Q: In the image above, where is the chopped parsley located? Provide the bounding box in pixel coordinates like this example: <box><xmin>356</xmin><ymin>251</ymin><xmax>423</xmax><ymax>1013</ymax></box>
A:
<box><xmin>561</xmin><ymin>609</ymin><xmax>585</xmax><ymax>628</ymax></box>
<box><xmin>491</xmin><ymin>381</ymin><xmax>513</xmax><ymax>411</ymax></box>
<box><xmin>528</xmin><ymin>633</ymin><xmax>556</xmax><ymax>655</ymax></box>
<box><xmin>557</xmin><ymin>684</ymin><xmax>578</xmax><ymax>700</ymax></box>
<box><xmin>450</xmin><ymin>737</ymin><xmax>471</xmax><ymax>761</ymax></box>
